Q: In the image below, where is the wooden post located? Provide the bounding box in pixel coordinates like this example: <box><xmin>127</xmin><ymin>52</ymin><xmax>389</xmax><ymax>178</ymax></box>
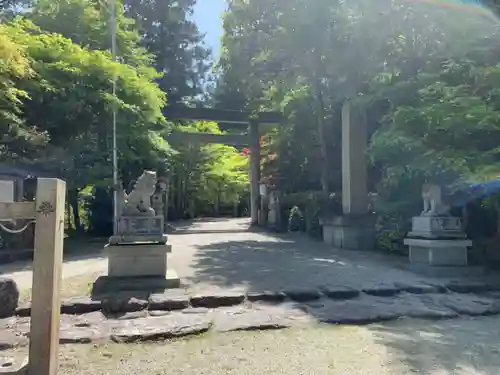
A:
<box><xmin>249</xmin><ymin>121</ymin><xmax>260</xmax><ymax>225</ymax></box>
<box><xmin>28</xmin><ymin>178</ymin><xmax>66</xmax><ymax>375</ymax></box>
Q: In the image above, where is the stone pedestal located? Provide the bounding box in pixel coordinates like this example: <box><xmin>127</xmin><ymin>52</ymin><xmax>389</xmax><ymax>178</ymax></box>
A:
<box><xmin>93</xmin><ymin>242</ymin><xmax>180</xmax><ymax>295</ymax></box>
<box><xmin>105</xmin><ymin>243</ymin><xmax>172</xmax><ymax>277</ymax></box>
<box><xmin>404</xmin><ymin>238</ymin><xmax>471</xmax><ymax>266</ymax></box>
<box><xmin>109</xmin><ymin>215</ymin><xmax>167</xmax><ymax>245</ymax></box>
<box><xmin>404</xmin><ymin>215</ymin><xmax>473</xmax><ymax>275</ymax></box>
<box><xmin>408</xmin><ymin>216</ymin><xmax>466</xmax><ymax>239</ymax></box>
<box><xmin>321</xmin><ymin>215</ymin><xmax>375</xmax><ymax>250</ymax></box>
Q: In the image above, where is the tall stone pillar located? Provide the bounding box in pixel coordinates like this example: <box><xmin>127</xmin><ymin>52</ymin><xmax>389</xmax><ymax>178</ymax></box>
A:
<box><xmin>342</xmin><ymin>101</ymin><xmax>368</xmax><ymax>214</ymax></box>
<box><xmin>249</xmin><ymin>121</ymin><xmax>260</xmax><ymax>226</ymax></box>
<box><xmin>322</xmin><ymin>100</ymin><xmax>375</xmax><ymax>250</ymax></box>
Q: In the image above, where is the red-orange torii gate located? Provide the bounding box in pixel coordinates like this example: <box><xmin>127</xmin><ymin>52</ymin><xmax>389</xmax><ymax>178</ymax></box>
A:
<box><xmin>163</xmin><ymin>106</ymin><xmax>282</xmax><ymax>225</ymax></box>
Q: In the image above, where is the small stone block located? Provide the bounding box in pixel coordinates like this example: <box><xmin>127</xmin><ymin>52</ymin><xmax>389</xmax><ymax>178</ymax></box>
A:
<box><xmin>148</xmin><ymin>293</ymin><xmax>189</xmax><ymax>311</ymax></box>
<box><xmin>320</xmin><ymin>286</ymin><xmax>360</xmax><ymax>300</ymax></box>
<box><xmin>283</xmin><ymin>289</ymin><xmax>321</xmax><ymax>302</ymax></box>
<box><xmin>0</xmin><ymin>278</ymin><xmax>19</xmax><ymax>319</ymax></box>
<box><xmin>15</xmin><ymin>305</ymin><xmax>30</xmax><ymax>317</ymax></box>
<box><xmin>61</xmin><ymin>297</ymin><xmax>102</xmax><ymax>315</ymax></box>
<box><xmin>247</xmin><ymin>291</ymin><xmax>287</xmax><ymax>303</ymax></box>
<box><xmin>362</xmin><ymin>284</ymin><xmax>401</xmax><ymax>297</ymax></box>
<box><xmin>190</xmin><ymin>291</ymin><xmax>246</xmax><ymax>308</ymax></box>
<box><xmin>102</xmin><ymin>295</ymin><xmax>148</xmax><ymax>314</ymax></box>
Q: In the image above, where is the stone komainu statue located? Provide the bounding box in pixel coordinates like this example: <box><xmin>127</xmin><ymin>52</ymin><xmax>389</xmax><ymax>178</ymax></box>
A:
<box><xmin>118</xmin><ymin>170</ymin><xmax>157</xmax><ymax>216</ymax></box>
<box><xmin>421</xmin><ymin>183</ymin><xmax>449</xmax><ymax>216</ymax></box>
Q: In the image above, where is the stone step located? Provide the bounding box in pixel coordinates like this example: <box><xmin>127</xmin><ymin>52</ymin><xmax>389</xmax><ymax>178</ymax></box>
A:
<box><xmin>11</xmin><ymin>280</ymin><xmax>500</xmax><ymax>318</ymax></box>
<box><xmin>4</xmin><ymin>291</ymin><xmax>500</xmax><ymax>347</ymax></box>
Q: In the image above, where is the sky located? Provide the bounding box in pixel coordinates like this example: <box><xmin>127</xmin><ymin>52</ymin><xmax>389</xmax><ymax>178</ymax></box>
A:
<box><xmin>193</xmin><ymin>0</ymin><xmax>226</xmax><ymax>60</ymax></box>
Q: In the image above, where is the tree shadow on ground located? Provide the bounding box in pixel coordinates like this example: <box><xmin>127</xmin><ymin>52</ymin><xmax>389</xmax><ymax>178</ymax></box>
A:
<box><xmin>173</xmin><ymin>229</ymin><xmax>253</xmax><ymax>235</ymax></box>
<box><xmin>369</xmin><ymin>316</ymin><xmax>500</xmax><ymax>375</ymax></box>
<box><xmin>0</xmin><ymin>237</ymin><xmax>106</xmax><ymax>274</ymax></box>
<box><xmin>186</xmin><ymin>235</ymin><xmax>421</xmax><ymax>293</ymax></box>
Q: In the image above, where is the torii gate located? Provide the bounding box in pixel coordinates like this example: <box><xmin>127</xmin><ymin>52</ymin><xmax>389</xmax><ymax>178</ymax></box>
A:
<box><xmin>163</xmin><ymin>106</ymin><xmax>282</xmax><ymax>225</ymax></box>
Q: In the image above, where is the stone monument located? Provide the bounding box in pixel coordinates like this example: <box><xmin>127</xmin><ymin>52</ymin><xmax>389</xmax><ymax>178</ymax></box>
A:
<box><xmin>404</xmin><ymin>183</ymin><xmax>474</xmax><ymax>276</ymax></box>
<box><xmin>267</xmin><ymin>189</ymin><xmax>282</xmax><ymax>232</ymax></box>
<box><xmin>95</xmin><ymin>170</ymin><xmax>180</xmax><ymax>294</ymax></box>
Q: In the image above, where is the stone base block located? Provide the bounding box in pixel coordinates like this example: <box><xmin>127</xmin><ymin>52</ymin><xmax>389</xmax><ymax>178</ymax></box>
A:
<box><xmin>408</xmin><ymin>264</ymin><xmax>485</xmax><ymax>278</ymax></box>
<box><xmin>91</xmin><ymin>270</ymin><xmax>180</xmax><ymax>296</ymax></box>
<box><xmin>404</xmin><ymin>238</ymin><xmax>472</xmax><ymax>266</ymax></box>
<box><xmin>321</xmin><ymin>215</ymin><xmax>375</xmax><ymax>250</ymax></box>
<box><xmin>109</xmin><ymin>234</ymin><xmax>168</xmax><ymax>245</ymax></box>
<box><xmin>408</xmin><ymin>215</ymin><xmax>466</xmax><ymax>239</ymax></box>
<box><xmin>105</xmin><ymin>243</ymin><xmax>172</xmax><ymax>278</ymax></box>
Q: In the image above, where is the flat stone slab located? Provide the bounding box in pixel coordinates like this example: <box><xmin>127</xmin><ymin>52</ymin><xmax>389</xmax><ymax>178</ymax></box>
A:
<box><xmin>445</xmin><ymin>281</ymin><xmax>494</xmax><ymax>294</ymax></box>
<box><xmin>0</xmin><ymin>330</ymin><xmax>28</xmax><ymax>349</ymax></box>
<box><xmin>109</xmin><ymin>313</ymin><xmax>212</xmax><ymax>343</ymax></box>
<box><xmin>59</xmin><ymin>325</ymin><xmax>109</xmax><ymax>344</ymax></box>
<box><xmin>106</xmin><ymin>311</ymin><xmax>149</xmax><ymax>320</ymax></box>
<box><xmin>393</xmin><ymin>281</ymin><xmax>442</xmax><ymax>294</ymax></box>
<box><xmin>305</xmin><ymin>298</ymin><xmax>401</xmax><ymax>324</ymax></box>
<box><xmin>148</xmin><ymin>292</ymin><xmax>189</xmax><ymax>311</ymax></box>
<box><xmin>0</xmin><ymin>356</ymin><xmax>27</xmax><ymax>375</ymax></box>
<box><xmin>213</xmin><ymin>305</ymin><xmax>304</xmax><ymax>332</ymax></box>
<box><xmin>190</xmin><ymin>291</ymin><xmax>246</xmax><ymax>308</ymax></box>
<box><xmin>5</xmin><ymin>289</ymin><xmax>500</xmax><ymax>348</ymax></box>
<box><xmin>432</xmin><ymin>293</ymin><xmax>500</xmax><ymax>316</ymax></box>
<box><xmin>389</xmin><ymin>294</ymin><xmax>459</xmax><ymax>319</ymax></box>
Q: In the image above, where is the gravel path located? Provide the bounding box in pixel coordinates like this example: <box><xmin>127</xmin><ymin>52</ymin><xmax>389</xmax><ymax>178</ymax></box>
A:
<box><xmin>3</xmin><ymin>316</ymin><xmax>500</xmax><ymax>374</ymax></box>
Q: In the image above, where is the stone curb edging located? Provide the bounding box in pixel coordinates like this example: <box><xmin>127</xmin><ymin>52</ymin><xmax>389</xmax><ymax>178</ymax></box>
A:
<box><xmin>4</xmin><ymin>289</ymin><xmax>500</xmax><ymax>349</ymax></box>
<box><xmin>13</xmin><ymin>281</ymin><xmax>500</xmax><ymax>318</ymax></box>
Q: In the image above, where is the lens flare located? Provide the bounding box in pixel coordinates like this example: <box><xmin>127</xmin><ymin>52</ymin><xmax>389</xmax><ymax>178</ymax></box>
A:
<box><xmin>405</xmin><ymin>0</ymin><xmax>497</xmax><ymax>21</ymax></box>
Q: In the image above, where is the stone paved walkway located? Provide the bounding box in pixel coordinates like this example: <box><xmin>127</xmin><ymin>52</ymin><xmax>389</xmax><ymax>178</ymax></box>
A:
<box><xmin>167</xmin><ymin>218</ymin><xmax>498</xmax><ymax>294</ymax></box>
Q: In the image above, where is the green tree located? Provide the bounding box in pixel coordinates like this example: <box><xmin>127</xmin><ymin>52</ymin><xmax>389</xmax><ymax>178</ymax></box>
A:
<box><xmin>0</xmin><ymin>28</ymin><xmax>48</xmax><ymax>161</ymax></box>
<box><xmin>1</xmin><ymin>18</ymin><xmax>171</xmax><ymax>228</ymax></box>
<box><xmin>29</xmin><ymin>0</ymin><xmax>152</xmax><ymax>67</ymax></box>
<box><xmin>123</xmin><ymin>0</ymin><xmax>212</xmax><ymax>103</ymax></box>
<box><xmin>169</xmin><ymin>121</ymin><xmax>248</xmax><ymax>219</ymax></box>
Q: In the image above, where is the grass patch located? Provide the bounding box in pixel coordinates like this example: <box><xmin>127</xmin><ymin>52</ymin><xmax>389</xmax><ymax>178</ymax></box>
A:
<box><xmin>19</xmin><ymin>270</ymin><xmax>104</xmax><ymax>304</ymax></box>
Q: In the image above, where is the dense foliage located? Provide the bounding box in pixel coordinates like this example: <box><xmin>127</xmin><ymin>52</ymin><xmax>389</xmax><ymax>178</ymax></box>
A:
<box><xmin>0</xmin><ymin>0</ymin><xmax>247</xmax><ymax>235</ymax></box>
<box><xmin>215</xmin><ymin>0</ymin><xmax>500</xmax><ymax>257</ymax></box>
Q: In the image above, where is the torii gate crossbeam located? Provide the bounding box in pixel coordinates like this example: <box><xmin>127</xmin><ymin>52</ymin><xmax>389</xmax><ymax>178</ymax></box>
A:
<box><xmin>163</xmin><ymin>106</ymin><xmax>282</xmax><ymax>225</ymax></box>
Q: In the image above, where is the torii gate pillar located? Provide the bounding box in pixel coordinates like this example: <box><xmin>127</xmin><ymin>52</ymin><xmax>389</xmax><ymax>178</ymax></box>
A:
<box><xmin>249</xmin><ymin>120</ymin><xmax>260</xmax><ymax>226</ymax></box>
